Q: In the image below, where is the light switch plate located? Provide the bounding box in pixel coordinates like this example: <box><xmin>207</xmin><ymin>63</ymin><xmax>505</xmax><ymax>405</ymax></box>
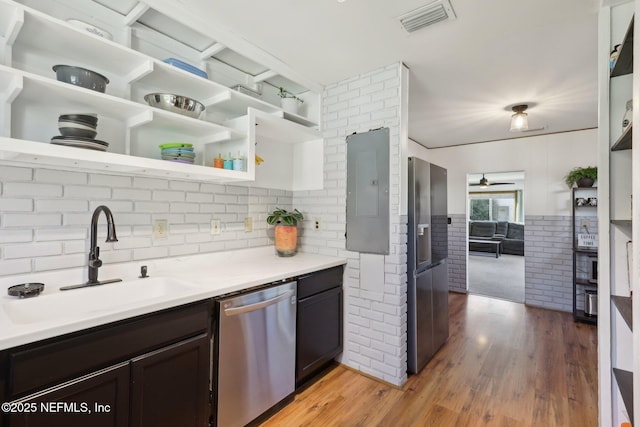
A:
<box><xmin>153</xmin><ymin>219</ymin><xmax>168</xmax><ymax>239</ymax></box>
<box><xmin>211</xmin><ymin>219</ymin><xmax>221</xmax><ymax>235</ymax></box>
<box><xmin>244</xmin><ymin>217</ymin><xmax>253</xmax><ymax>232</ymax></box>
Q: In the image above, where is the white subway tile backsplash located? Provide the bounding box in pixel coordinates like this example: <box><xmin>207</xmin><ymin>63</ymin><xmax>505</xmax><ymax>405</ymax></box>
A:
<box><xmin>170</xmin><ymin>203</ymin><xmax>200</xmax><ymax>213</ymax></box>
<box><xmin>89</xmin><ymin>174</ymin><xmax>132</xmax><ymax>187</ymax></box>
<box><xmin>0</xmin><ymin>198</ymin><xmax>33</xmax><ymax>212</ymax></box>
<box><xmin>65</xmin><ymin>185</ymin><xmax>112</xmax><ymax>199</ymax></box>
<box><xmin>186</xmin><ymin>192</ymin><xmax>213</xmax><ymax>203</ymax></box>
<box><xmin>100</xmin><ymin>249</ymin><xmax>134</xmax><ymax>265</ymax></box>
<box><xmin>133</xmin><ymin>246</ymin><xmax>169</xmax><ymax>260</ymax></box>
<box><xmin>0</xmin><ymin>259</ymin><xmax>32</xmax><ymax>276</ymax></box>
<box><xmin>170</xmin><ymin>180</ymin><xmax>200</xmax><ymax>191</ymax></box>
<box><xmin>0</xmin><ymin>229</ymin><xmax>33</xmax><ymax>243</ymax></box>
<box><xmin>1</xmin><ymin>165</ymin><xmax>292</xmax><ymax>279</ymax></box>
<box><xmin>134</xmin><ymin>177</ymin><xmax>169</xmax><ymax>189</ymax></box>
<box><xmin>134</xmin><ymin>201</ymin><xmax>170</xmax><ymax>212</ymax></box>
<box><xmin>33</xmin><ymin>253</ymin><xmax>89</xmax><ymax>272</ymax></box>
<box><xmin>36</xmin><ymin>199</ymin><xmax>88</xmax><ymax>212</ymax></box>
<box><xmin>113</xmin><ymin>188</ymin><xmax>151</xmax><ymax>201</ymax></box>
<box><xmin>35</xmin><ymin>228</ymin><xmax>86</xmax><ymax>241</ymax></box>
<box><xmin>0</xmin><ymin>166</ymin><xmax>33</xmax><ymax>182</ymax></box>
<box><xmin>4</xmin><ymin>242</ymin><xmax>62</xmax><ymax>259</ymax></box>
<box><xmin>35</xmin><ymin>169</ymin><xmax>87</xmax><ymax>185</ymax></box>
<box><xmin>63</xmin><ymin>240</ymin><xmax>87</xmax><ymax>254</ymax></box>
<box><xmin>3</xmin><ymin>213</ymin><xmax>61</xmax><ymax>227</ymax></box>
<box><xmin>151</xmin><ymin>190</ymin><xmax>184</xmax><ymax>202</ymax></box>
<box><xmin>4</xmin><ymin>183</ymin><xmax>63</xmax><ymax>197</ymax></box>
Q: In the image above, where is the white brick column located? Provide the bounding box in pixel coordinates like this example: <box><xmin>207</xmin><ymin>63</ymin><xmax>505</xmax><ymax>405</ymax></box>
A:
<box><xmin>294</xmin><ymin>62</ymin><xmax>408</xmax><ymax>386</ymax></box>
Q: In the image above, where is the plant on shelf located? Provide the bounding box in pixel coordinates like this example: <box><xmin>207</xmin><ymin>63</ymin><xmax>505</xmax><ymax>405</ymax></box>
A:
<box><xmin>267</xmin><ymin>208</ymin><xmax>304</xmax><ymax>257</ymax></box>
<box><xmin>278</xmin><ymin>87</ymin><xmax>304</xmax><ymax>115</ymax></box>
<box><xmin>564</xmin><ymin>166</ymin><xmax>598</xmax><ymax>188</ymax></box>
<box><xmin>277</xmin><ymin>87</ymin><xmax>304</xmax><ymax>103</ymax></box>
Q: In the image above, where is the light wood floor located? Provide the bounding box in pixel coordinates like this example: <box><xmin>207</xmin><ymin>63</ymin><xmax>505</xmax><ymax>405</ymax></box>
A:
<box><xmin>261</xmin><ymin>293</ymin><xmax>598</xmax><ymax>427</ymax></box>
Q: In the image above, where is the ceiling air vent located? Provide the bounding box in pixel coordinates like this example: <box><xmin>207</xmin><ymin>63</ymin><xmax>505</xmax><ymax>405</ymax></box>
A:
<box><xmin>398</xmin><ymin>0</ymin><xmax>456</xmax><ymax>33</ymax></box>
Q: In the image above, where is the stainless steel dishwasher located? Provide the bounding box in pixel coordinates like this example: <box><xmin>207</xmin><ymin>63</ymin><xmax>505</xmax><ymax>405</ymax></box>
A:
<box><xmin>216</xmin><ymin>280</ymin><xmax>297</xmax><ymax>427</ymax></box>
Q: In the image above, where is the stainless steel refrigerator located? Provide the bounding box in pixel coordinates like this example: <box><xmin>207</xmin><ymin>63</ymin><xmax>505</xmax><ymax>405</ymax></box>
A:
<box><xmin>407</xmin><ymin>157</ymin><xmax>449</xmax><ymax>375</ymax></box>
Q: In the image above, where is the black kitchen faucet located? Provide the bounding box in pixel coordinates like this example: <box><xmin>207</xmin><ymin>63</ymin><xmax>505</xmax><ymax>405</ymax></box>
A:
<box><xmin>61</xmin><ymin>206</ymin><xmax>122</xmax><ymax>290</ymax></box>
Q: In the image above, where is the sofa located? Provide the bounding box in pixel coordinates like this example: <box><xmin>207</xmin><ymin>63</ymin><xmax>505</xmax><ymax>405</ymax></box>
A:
<box><xmin>469</xmin><ymin>220</ymin><xmax>524</xmax><ymax>256</ymax></box>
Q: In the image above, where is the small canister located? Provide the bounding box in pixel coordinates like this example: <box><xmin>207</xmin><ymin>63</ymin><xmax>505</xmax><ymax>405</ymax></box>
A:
<box><xmin>233</xmin><ymin>152</ymin><xmax>244</xmax><ymax>171</ymax></box>
<box><xmin>213</xmin><ymin>153</ymin><xmax>224</xmax><ymax>168</ymax></box>
<box><xmin>223</xmin><ymin>152</ymin><xmax>233</xmax><ymax>170</ymax></box>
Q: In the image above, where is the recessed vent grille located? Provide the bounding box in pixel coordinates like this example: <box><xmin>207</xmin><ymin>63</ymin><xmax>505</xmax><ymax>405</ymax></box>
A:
<box><xmin>398</xmin><ymin>0</ymin><xmax>456</xmax><ymax>33</ymax></box>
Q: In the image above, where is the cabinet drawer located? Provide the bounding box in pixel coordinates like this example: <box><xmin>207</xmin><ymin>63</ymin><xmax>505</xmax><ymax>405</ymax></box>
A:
<box><xmin>297</xmin><ymin>265</ymin><xmax>344</xmax><ymax>299</ymax></box>
<box><xmin>8</xmin><ymin>301</ymin><xmax>211</xmax><ymax>399</ymax></box>
<box><xmin>296</xmin><ymin>287</ymin><xmax>343</xmax><ymax>385</ymax></box>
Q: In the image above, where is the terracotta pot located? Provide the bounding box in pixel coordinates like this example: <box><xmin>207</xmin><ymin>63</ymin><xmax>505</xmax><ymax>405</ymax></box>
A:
<box><xmin>274</xmin><ymin>224</ymin><xmax>298</xmax><ymax>257</ymax></box>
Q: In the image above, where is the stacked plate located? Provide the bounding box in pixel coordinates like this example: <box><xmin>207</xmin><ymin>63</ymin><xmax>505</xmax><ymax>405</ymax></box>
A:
<box><xmin>160</xmin><ymin>143</ymin><xmax>195</xmax><ymax>164</ymax></box>
<box><xmin>51</xmin><ymin>114</ymin><xmax>109</xmax><ymax>151</ymax></box>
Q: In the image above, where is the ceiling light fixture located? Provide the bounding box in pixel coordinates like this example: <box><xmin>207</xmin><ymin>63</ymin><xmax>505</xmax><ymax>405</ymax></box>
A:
<box><xmin>509</xmin><ymin>104</ymin><xmax>529</xmax><ymax>132</ymax></box>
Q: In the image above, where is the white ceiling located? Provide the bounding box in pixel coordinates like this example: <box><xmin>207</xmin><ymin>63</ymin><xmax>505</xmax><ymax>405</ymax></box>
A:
<box><xmin>160</xmin><ymin>0</ymin><xmax>600</xmax><ymax>148</ymax></box>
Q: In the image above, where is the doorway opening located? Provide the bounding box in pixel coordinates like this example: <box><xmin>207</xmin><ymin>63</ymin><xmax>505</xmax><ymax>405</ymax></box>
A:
<box><xmin>466</xmin><ymin>171</ymin><xmax>525</xmax><ymax>303</ymax></box>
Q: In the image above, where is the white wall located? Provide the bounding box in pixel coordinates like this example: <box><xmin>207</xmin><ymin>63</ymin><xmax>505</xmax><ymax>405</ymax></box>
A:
<box><xmin>409</xmin><ymin>129</ymin><xmax>598</xmax><ymax>216</ymax></box>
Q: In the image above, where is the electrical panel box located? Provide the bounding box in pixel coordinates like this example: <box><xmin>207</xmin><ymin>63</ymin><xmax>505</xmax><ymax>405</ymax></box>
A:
<box><xmin>345</xmin><ymin>128</ymin><xmax>390</xmax><ymax>254</ymax></box>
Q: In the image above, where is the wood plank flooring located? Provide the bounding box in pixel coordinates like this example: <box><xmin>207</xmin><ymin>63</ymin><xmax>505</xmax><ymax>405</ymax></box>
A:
<box><xmin>261</xmin><ymin>293</ymin><xmax>598</xmax><ymax>427</ymax></box>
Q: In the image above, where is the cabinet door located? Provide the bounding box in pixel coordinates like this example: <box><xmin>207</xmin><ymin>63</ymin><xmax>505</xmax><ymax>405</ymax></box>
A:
<box><xmin>296</xmin><ymin>287</ymin><xmax>343</xmax><ymax>385</ymax></box>
<box><xmin>130</xmin><ymin>334</ymin><xmax>210</xmax><ymax>427</ymax></box>
<box><xmin>8</xmin><ymin>362</ymin><xmax>129</xmax><ymax>427</ymax></box>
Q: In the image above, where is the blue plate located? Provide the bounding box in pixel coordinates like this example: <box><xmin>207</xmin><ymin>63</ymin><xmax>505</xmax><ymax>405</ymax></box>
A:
<box><xmin>163</xmin><ymin>58</ymin><xmax>208</xmax><ymax>79</ymax></box>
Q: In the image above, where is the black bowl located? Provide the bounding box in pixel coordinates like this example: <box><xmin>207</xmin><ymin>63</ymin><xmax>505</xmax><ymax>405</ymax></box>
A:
<box><xmin>59</xmin><ymin>114</ymin><xmax>98</xmax><ymax>125</ymax></box>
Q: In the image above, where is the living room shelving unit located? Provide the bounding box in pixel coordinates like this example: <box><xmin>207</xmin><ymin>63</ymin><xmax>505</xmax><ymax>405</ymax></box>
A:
<box><xmin>598</xmin><ymin>1</ymin><xmax>637</xmax><ymax>425</ymax></box>
<box><xmin>571</xmin><ymin>187</ymin><xmax>598</xmax><ymax>324</ymax></box>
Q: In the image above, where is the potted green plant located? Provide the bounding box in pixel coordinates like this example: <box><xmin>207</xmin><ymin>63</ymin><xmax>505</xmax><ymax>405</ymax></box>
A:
<box><xmin>267</xmin><ymin>208</ymin><xmax>304</xmax><ymax>257</ymax></box>
<box><xmin>564</xmin><ymin>166</ymin><xmax>598</xmax><ymax>188</ymax></box>
<box><xmin>278</xmin><ymin>87</ymin><xmax>304</xmax><ymax>115</ymax></box>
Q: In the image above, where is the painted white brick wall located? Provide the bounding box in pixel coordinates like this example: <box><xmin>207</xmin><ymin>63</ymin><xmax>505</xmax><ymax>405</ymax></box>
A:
<box><xmin>447</xmin><ymin>214</ymin><xmax>467</xmax><ymax>293</ymax></box>
<box><xmin>294</xmin><ymin>62</ymin><xmax>407</xmax><ymax>386</ymax></box>
<box><xmin>0</xmin><ymin>166</ymin><xmax>292</xmax><ymax>277</ymax></box>
<box><xmin>446</xmin><ymin>213</ymin><xmax>596</xmax><ymax>311</ymax></box>
<box><xmin>525</xmin><ymin>215</ymin><xmax>574</xmax><ymax>311</ymax></box>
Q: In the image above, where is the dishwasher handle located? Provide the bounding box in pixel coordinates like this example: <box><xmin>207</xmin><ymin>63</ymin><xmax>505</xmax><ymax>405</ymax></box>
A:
<box><xmin>223</xmin><ymin>289</ymin><xmax>295</xmax><ymax>316</ymax></box>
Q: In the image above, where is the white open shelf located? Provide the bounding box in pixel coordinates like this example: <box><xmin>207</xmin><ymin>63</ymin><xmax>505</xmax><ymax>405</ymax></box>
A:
<box><xmin>0</xmin><ymin>0</ymin><xmax>324</xmax><ymax>189</ymax></box>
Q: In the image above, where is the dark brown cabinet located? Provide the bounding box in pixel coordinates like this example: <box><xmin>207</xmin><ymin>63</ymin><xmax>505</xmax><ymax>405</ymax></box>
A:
<box><xmin>1</xmin><ymin>301</ymin><xmax>212</xmax><ymax>427</ymax></box>
<box><xmin>130</xmin><ymin>334</ymin><xmax>210</xmax><ymax>427</ymax></box>
<box><xmin>9</xmin><ymin>363</ymin><xmax>130</xmax><ymax>427</ymax></box>
<box><xmin>296</xmin><ymin>266</ymin><xmax>343</xmax><ymax>386</ymax></box>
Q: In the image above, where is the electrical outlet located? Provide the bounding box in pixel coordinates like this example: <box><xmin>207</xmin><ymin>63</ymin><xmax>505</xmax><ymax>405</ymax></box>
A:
<box><xmin>244</xmin><ymin>217</ymin><xmax>253</xmax><ymax>232</ymax></box>
<box><xmin>211</xmin><ymin>219</ymin><xmax>221</xmax><ymax>235</ymax></box>
<box><xmin>153</xmin><ymin>219</ymin><xmax>168</xmax><ymax>239</ymax></box>
<box><xmin>315</xmin><ymin>218</ymin><xmax>320</xmax><ymax>231</ymax></box>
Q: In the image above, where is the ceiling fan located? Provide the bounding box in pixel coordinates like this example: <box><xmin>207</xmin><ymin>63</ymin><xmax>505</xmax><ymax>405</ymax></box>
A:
<box><xmin>469</xmin><ymin>174</ymin><xmax>515</xmax><ymax>188</ymax></box>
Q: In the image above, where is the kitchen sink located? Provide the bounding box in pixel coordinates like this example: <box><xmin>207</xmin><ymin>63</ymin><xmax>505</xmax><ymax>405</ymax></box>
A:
<box><xmin>2</xmin><ymin>277</ymin><xmax>201</xmax><ymax>325</ymax></box>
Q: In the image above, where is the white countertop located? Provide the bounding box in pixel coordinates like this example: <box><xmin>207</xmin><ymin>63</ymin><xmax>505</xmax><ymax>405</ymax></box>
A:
<box><xmin>0</xmin><ymin>246</ymin><xmax>346</xmax><ymax>350</ymax></box>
